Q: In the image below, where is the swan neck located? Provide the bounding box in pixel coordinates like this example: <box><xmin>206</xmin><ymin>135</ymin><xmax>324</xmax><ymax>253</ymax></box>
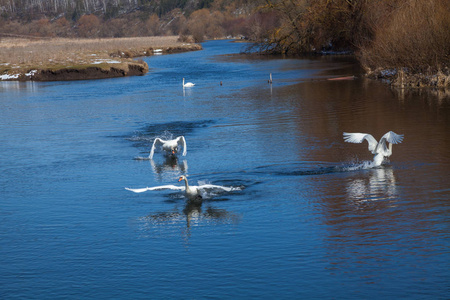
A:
<box><xmin>389</xmin><ymin>142</ymin><xmax>393</xmax><ymax>154</ymax></box>
<box><xmin>183</xmin><ymin>178</ymin><xmax>189</xmax><ymax>189</ymax></box>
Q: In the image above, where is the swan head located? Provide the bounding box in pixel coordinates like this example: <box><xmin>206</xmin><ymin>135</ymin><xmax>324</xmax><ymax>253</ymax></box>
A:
<box><xmin>178</xmin><ymin>175</ymin><xmax>187</xmax><ymax>182</ymax></box>
<box><xmin>170</xmin><ymin>146</ymin><xmax>178</xmax><ymax>155</ymax></box>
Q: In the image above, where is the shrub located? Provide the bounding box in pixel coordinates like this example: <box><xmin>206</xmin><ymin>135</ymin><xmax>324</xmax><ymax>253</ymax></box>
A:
<box><xmin>76</xmin><ymin>14</ymin><xmax>101</xmax><ymax>38</ymax></box>
<box><xmin>359</xmin><ymin>0</ymin><xmax>450</xmax><ymax>73</ymax></box>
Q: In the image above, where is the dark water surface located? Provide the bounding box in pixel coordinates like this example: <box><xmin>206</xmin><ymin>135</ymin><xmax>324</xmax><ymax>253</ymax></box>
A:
<box><xmin>1</xmin><ymin>40</ymin><xmax>449</xmax><ymax>299</ymax></box>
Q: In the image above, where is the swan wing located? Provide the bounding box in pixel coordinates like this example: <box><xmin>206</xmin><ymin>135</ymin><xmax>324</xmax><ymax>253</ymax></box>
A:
<box><xmin>149</xmin><ymin>138</ymin><xmax>164</xmax><ymax>159</ymax></box>
<box><xmin>343</xmin><ymin>132</ymin><xmax>378</xmax><ymax>153</ymax></box>
<box><xmin>125</xmin><ymin>187</ymin><xmax>152</xmax><ymax>193</ymax></box>
<box><xmin>375</xmin><ymin>131</ymin><xmax>404</xmax><ymax>154</ymax></box>
<box><xmin>147</xmin><ymin>185</ymin><xmax>185</xmax><ymax>191</ymax></box>
<box><xmin>198</xmin><ymin>184</ymin><xmax>242</xmax><ymax>192</ymax></box>
<box><xmin>125</xmin><ymin>185</ymin><xmax>185</xmax><ymax>193</ymax></box>
<box><xmin>381</xmin><ymin>131</ymin><xmax>404</xmax><ymax>144</ymax></box>
<box><xmin>176</xmin><ymin>136</ymin><xmax>187</xmax><ymax>156</ymax></box>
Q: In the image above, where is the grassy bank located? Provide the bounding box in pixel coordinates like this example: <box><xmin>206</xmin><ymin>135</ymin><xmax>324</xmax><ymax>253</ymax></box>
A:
<box><xmin>0</xmin><ymin>36</ymin><xmax>202</xmax><ymax>81</ymax></box>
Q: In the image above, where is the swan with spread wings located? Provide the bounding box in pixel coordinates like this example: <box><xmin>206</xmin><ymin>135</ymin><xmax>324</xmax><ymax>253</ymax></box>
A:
<box><xmin>343</xmin><ymin>131</ymin><xmax>404</xmax><ymax>167</ymax></box>
<box><xmin>149</xmin><ymin>136</ymin><xmax>187</xmax><ymax>159</ymax></box>
<box><xmin>126</xmin><ymin>175</ymin><xmax>241</xmax><ymax>200</ymax></box>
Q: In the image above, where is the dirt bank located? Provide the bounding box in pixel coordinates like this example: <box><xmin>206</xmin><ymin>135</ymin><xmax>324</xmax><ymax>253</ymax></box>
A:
<box><xmin>26</xmin><ymin>62</ymin><xmax>149</xmax><ymax>81</ymax></box>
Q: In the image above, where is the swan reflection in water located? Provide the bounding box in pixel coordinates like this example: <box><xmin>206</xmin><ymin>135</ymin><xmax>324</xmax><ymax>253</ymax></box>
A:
<box><xmin>134</xmin><ymin>154</ymin><xmax>188</xmax><ymax>181</ymax></box>
<box><xmin>151</xmin><ymin>156</ymin><xmax>188</xmax><ymax>182</ymax></box>
<box><xmin>346</xmin><ymin>166</ymin><xmax>399</xmax><ymax>209</ymax></box>
<box><xmin>138</xmin><ymin>197</ymin><xmax>241</xmax><ymax>239</ymax></box>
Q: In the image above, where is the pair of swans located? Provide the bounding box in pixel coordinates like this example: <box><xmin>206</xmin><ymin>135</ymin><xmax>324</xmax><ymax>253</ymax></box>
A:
<box><xmin>129</xmin><ymin>136</ymin><xmax>240</xmax><ymax>199</ymax></box>
<box><xmin>343</xmin><ymin>131</ymin><xmax>404</xmax><ymax>167</ymax></box>
<box><xmin>126</xmin><ymin>175</ymin><xmax>241</xmax><ymax>200</ymax></box>
<box><xmin>128</xmin><ymin>131</ymin><xmax>404</xmax><ymax>198</ymax></box>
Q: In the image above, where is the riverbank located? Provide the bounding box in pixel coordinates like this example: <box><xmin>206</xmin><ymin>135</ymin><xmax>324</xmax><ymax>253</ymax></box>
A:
<box><xmin>0</xmin><ymin>36</ymin><xmax>202</xmax><ymax>81</ymax></box>
<box><xmin>365</xmin><ymin>67</ymin><xmax>450</xmax><ymax>89</ymax></box>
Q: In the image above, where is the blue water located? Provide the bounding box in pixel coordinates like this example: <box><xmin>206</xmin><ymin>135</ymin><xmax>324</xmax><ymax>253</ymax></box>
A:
<box><xmin>1</xmin><ymin>40</ymin><xmax>449</xmax><ymax>299</ymax></box>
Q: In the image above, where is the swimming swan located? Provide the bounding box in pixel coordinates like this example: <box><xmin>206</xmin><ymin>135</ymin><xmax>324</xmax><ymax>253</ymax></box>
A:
<box><xmin>149</xmin><ymin>136</ymin><xmax>187</xmax><ymax>159</ymax></box>
<box><xmin>183</xmin><ymin>78</ymin><xmax>195</xmax><ymax>87</ymax></box>
<box><xmin>343</xmin><ymin>131</ymin><xmax>404</xmax><ymax>167</ymax></box>
<box><xmin>125</xmin><ymin>175</ymin><xmax>241</xmax><ymax>199</ymax></box>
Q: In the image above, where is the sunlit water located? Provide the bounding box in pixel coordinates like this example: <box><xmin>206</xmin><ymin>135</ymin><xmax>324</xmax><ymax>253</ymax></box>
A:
<box><xmin>1</xmin><ymin>40</ymin><xmax>449</xmax><ymax>299</ymax></box>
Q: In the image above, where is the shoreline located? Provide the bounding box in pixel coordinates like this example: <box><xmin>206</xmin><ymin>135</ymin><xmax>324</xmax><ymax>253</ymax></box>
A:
<box><xmin>0</xmin><ymin>36</ymin><xmax>202</xmax><ymax>81</ymax></box>
<box><xmin>365</xmin><ymin>67</ymin><xmax>450</xmax><ymax>89</ymax></box>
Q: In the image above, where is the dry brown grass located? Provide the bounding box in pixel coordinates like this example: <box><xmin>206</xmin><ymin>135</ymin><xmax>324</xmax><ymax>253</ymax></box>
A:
<box><xmin>358</xmin><ymin>0</ymin><xmax>450</xmax><ymax>73</ymax></box>
<box><xmin>0</xmin><ymin>36</ymin><xmax>197</xmax><ymax>74</ymax></box>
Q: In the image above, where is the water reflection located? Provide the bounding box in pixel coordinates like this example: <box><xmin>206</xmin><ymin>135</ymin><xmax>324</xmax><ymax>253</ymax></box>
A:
<box><xmin>134</xmin><ymin>156</ymin><xmax>188</xmax><ymax>181</ymax></box>
<box><xmin>0</xmin><ymin>80</ymin><xmax>38</xmax><ymax>93</ymax></box>
<box><xmin>138</xmin><ymin>199</ymin><xmax>240</xmax><ymax>240</ymax></box>
<box><xmin>392</xmin><ymin>84</ymin><xmax>450</xmax><ymax>106</ymax></box>
<box><xmin>151</xmin><ymin>157</ymin><xmax>188</xmax><ymax>174</ymax></box>
<box><xmin>182</xmin><ymin>86</ymin><xmax>194</xmax><ymax>97</ymax></box>
<box><xmin>346</xmin><ymin>166</ymin><xmax>399</xmax><ymax>209</ymax></box>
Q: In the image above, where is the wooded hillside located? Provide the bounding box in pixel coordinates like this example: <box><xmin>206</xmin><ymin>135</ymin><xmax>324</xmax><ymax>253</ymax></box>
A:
<box><xmin>0</xmin><ymin>0</ymin><xmax>262</xmax><ymax>41</ymax></box>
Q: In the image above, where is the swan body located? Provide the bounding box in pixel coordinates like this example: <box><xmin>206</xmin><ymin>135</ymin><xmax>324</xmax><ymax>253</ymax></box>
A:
<box><xmin>183</xmin><ymin>78</ymin><xmax>195</xmax><ymax>87</ymax></box>
<box><xmin>149</xmin><ymin>136</ymin><xmax>187</xmax><ymax>159</ymax></box>
<box><xmin>343</xmin><ymin>131</ymin><xmax>404</xmax><ymax>167</ymax></box>
<box><xmin>125</xmin><ymin>175</ymin><xmax>241</xmax><ymax>199</ymax></box>
<box><xmin>178</xmin><ymin>175</ymin><xmax>201</xmax><ymax>199</ymax></box>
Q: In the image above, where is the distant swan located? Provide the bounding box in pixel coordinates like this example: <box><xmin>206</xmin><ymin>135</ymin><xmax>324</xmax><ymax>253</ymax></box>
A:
<box><xmin>343</xmin><ymin>131</ymin><xmax>404</xmax><ymax>167</ymax></box>
<box><xmin>125</xmin><ymin>175</ymin><xmax>241</xmax><ymax>200</ymax></box>
<box><xmin>149</xmin><ymin>136</ymin><xmax>187</xmax><ymax>159</ymax></box>
<box><xmin>183</xmin><ymin>78</ymin><xmax>195</xmax><ymax>87</ymax></box>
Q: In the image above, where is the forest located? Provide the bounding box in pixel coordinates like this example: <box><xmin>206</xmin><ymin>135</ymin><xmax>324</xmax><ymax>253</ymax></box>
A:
<box><xmin>1</xmin><ymin>0</ymin><xmax>449</xmax><ymax>83</ymax></box>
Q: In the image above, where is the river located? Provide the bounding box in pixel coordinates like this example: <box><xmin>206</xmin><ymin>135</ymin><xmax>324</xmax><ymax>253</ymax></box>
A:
<box><xmin>1</xmin><ymin>40</ymin><xmax>449</xmax><ymax>299</ymax></box>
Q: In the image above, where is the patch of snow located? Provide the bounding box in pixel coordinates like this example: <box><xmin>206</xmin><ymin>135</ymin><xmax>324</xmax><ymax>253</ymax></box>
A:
<box><xmin>153</xmin><ymin>49</ymin><xmax>163</xmax><ymax>53</ymax></box>
<box><xmin>92</xmin><ymin>59</ymin><xmax>121</xmax><ymax>64</ymax></box>
<box><xmin>25</xmin><ymin>70</ymin><xmax>37</xmax><ymax>77</ymax></box>
<box><xmin>0</xmin><ymin>73</ymin><xmax>19</xmax><ymax>80</ymax></box>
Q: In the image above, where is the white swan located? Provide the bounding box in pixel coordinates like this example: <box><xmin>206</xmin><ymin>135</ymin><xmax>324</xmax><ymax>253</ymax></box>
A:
<box><xmin>183</xmin><ymin>78</ymin><xmax>195</xmax><ymax>88</ymax></box>
<box><xmin>149</xmin><ymin>136</ymin><xmax>187</xmax><ymax>159</ymax></box>
<box><xmin>125</xmin><ymin>175</ymin><xmax>241</xmax><ymax>199</ymax></box>
<box><xmin>343</xmin><ymin>131</ymin><xmax>404</xmax><ymax>167</ymax></box>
